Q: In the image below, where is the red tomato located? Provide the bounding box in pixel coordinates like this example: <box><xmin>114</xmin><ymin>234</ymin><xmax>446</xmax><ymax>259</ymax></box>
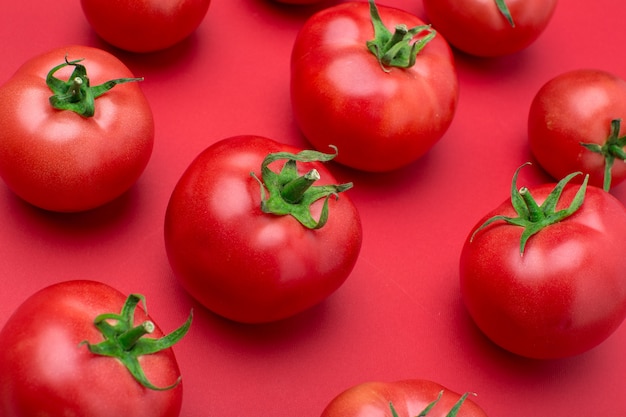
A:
<box><xmin>164</xmin><ymin>135</ymin><xmax>362</xmax><ymax>323</ymax></box>
<box><xmin>290</xmin><ymin>0</ymin><xmax>458</xmax><ymax>172</ymax></box>
<box><xmin>321</xmin><ymin>379</ymin><xmax>489</xmax><ymax>417</ymax></box>
<box><xmin>423</xmin><ymin>0</ymin><xmax>557</xmax><ymax>57</ymax></box>
<box><xmin>0</xmin><ymin>45</ymin><xmax>154</xmax><ymax>212</ymax></box>
<box><xmin>460</xmin><ymin>165</ymin><xmax>626</xmax><ymax>359</ymax></box>
<box><xmin>81</xmin><ymin>0</ymin><xmax>211</xmax><ymax>53</ymax></box>
<box><xmin>0</xmin><ymin>280</ymin><xmax>192</xmax><ymax>417</ymax></box>
<box><xmin>528</xmin><ymin>69</ymin><xmax>626</xmax><ymax>191</ymax></box>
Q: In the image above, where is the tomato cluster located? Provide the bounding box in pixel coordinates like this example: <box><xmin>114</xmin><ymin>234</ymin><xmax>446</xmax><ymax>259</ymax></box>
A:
<box><xmin>0</xmin><ymin>0</ymin><xmax>625</xmax><ymax>416</ymax></box>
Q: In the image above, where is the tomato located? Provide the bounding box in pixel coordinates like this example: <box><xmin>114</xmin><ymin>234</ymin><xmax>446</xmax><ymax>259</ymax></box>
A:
<box><xmin>81</xmin><ymin>0</ymin><xmax>211</xmax><ymax>53</ymax></box>
<box><xmin>423</xmin><ymin>0</ymin><xmax>557</xmax><ymax>57</ymax></box>
<box><xmin>290</xmin><ymin>0</ymin><xmax>458</xmax><ymax>172</ymax></box>
<box><xmin>460</xmin><ymin>164</ymin><xmax>626</xmax><ymax>359</ymax></box>
<box><xmin>0</xmin><ymin>45</ymin><xmax>154</xmax><ymax>212</ymax></box>
<box><xmin>528</xmin><ymin>69</ymin><xmax>626</xmax><ymax>191</ymax></box>
<box><xmin>0</xmin><ymin>280</ymin><xmax>192</xmax><ymax>417</ymax></box>
<box><xmin>164</xmin><ymin>135</ymin><xmax>362</xmax><ymax>323</ymax></box>
<box><xmin>320</xmin><ymin>379</ymin><xmax>489</xmax><ymax>417</ymax></box>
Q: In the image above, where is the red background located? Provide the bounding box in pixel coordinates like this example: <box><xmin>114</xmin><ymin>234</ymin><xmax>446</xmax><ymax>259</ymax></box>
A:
<box><xmin>1</xmin><ymin>0</ymin><xmax>625</xmax><ymax>415</ymax></box>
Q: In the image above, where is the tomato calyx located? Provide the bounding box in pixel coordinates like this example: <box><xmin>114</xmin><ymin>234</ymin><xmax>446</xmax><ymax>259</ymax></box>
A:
<box><xmin>580</xmin><ymin>118</ymin><xmax>626</xmax><ymax>191</ymax></box>
<box><xmin>366</xmin><ymin>0</ymin><xmax>436</xmax><ymax>73</ymax></box>
<box><xmin>251</xmin><ymin>146</ymin><xmax>353</xmax><ymax>229</ymax></box>
<box><xmin>471</xmin><ymin>163</ymin><xmax>589</xmax><ymax>256</ymax></box>
<box><xmin>46</xmin><ymin>56</ymin><xmax>143</xmax><ymax>118</ymax></box>
<box><xmin>80</xmin><ymin>294</ymin><xmax>193</xmax><ymax>391</ymax></box>
<box><xmin>389</xmin><ymin>391</ymin><xmax>474</xmax><ymax>417</ymax></box>
<box><xmin>495</xmin><ymin>0</ymin><xmax>515</xmax><ymax>27</ymax></box>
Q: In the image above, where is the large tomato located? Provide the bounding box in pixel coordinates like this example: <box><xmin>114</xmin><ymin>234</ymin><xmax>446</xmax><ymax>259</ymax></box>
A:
<box><xmin>320</xmin><ymin>379</ymin><xmax>489</xmax><ymax>417</ymax></box>
<box><xmin>528</xmin><ymin>69</ymin><xmax>626</xmax><ymax>191</ymax></box>
<box><xmin>460</xmin><ymin>164</ymin><xmax>626</xmax><ymax>359</ymax></box>
<box><xmin>0</xmin><ymin>45</ymin><xmax>154</xmax><ymax>212</ymax></box>
<box><xmin>0</xmin><ymin>280</ymin><xmax>192</xmax><ymax>417</ymax></box>
<box><xmin>164</xmin><ymin>135</ymin><xmax>362</xmax><ymax>323</ymax></box>
<box><xmin>81</xmin><ymin>0</ymin><xmax>211</xmax><ymax>53</ymax></box>
<box><xmin>290</xmin><ymin>0</ymin><xmax>458</xmax><ymax>172</ymax></box>
<box><xmin>423</xmin><ymin>0</ymin><xmax>557</xmax><ymax>57</ymax></box>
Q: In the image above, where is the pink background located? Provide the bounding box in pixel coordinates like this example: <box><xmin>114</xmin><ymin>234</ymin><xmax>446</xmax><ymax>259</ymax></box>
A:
<box><xmin>1</xmin><ymin>0</ymin><xmax>625</xmax><ymax>415</ymax></box>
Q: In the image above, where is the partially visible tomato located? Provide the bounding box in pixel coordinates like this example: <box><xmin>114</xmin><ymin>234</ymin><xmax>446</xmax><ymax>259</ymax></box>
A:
<box><xmin>290</xmin><ymin>0</ymin><xmax>458</xmax><ymax>172</ymax></box>
<box><xmin>528</xmin><ymin>69</ymin><xmax>626</xmax><ymax>191</ymax></box>
<box><xmin>81</xmin><ymin>0</ymin><xmax>211</xmax><ymax>53</ymax></box>
<box><xmin>0</xmin><ymin>280</ymin><xmax>192</xmax><ymax>417</ymax></box>
<box><xmin>460</xmin><ymin>165</ymin><xmax>626</xmax><ymax>359</ymax></box>
<box><xmin>164</xmin><ymin>135</ymin><xmax>362</xmax><ymax>323</ymax></box>
<box><xmin>423</xmin><ymin>0</ymin><xmax>557</xmax><ymax>57</ymax></box>
<box><xmin>321</xmin><ymin>379</ymin><xmax>489</xmax><ymax>417</ymax></box>
<box><xmin>0</xmin><ymin>45</ymin><xmax>154</xmax><ymax>212</ymax></box>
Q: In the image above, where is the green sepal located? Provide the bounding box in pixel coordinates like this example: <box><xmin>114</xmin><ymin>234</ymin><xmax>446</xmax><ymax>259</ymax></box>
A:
<box><xmin>250</xmin><ymin>146</ymin><xmax>352</xmax><ymax>230</ymax></box>
<box><xmin>495</xmin><ymin>0</ymin><xmax>515</xmax><ymax>27</ymax></box>
<box><xmin>388</xmin><ymin>391</ymin><xmax>473</xmax><ymax>417</ymax></box>
<box><xmin>580</xmin><ymin>118</ymin><xmax>626</xmax><ymax>191</ymax></box>
<box><xmin>470</xmin><ymin>163</ymin><xmax>589</xmax><ymax>256</ymax></box>
<box><xmin>46</xmin><ymin>56</ymin><xmax>143</xmax><ymax>118</ymax></box>
<box><xmin>366</xmin><ymin>0</ymin><xmax>436</xmax><ymax>72</ymax></box>
<box><xmin>81</xmin><ymin>294</ymin><xmax>193</xmax><ymax>391</ymax></box>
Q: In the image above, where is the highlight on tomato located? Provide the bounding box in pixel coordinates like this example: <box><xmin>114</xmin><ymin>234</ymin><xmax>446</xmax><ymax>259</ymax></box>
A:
<box><xmin>460</xmin><ymin>163</ymin><xmax>626</xmax><ymax>359</ymax></box>
<box><xmin>290</xmin><ymin>0</ymin><xmax>458</xmax><ymax>172</ymax></box>
<box><xmin>0</xmin><ymin>45</ymin><xmax>154</xmax><ymax>212</ymax></box>
<box><xmin>0</xmin><ymin>280</ymin><xmax>192</xmax><ymax>417</ymax></box>
<box><xmin>81</xmin><ymin>0</ymin><xmax>211</xmax><ymax>53</ymax></box>
<box><xmin>320</xmin><ymin>379</ymin><xmax>489</xmax><ymax>417</ymax></box>
<box><xmin>423</xmin><ymin>0</ymin><xmax>558</xmax><ymax>57</ymax></box>
<box><xmin>164</xmin><ymin>135</ymin><xmax>362</xmax><ymax>323</ymax></box>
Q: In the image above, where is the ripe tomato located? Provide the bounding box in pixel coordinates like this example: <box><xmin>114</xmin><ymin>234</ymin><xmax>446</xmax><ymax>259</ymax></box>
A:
<box><xmin>321</xmin><ymin>379</ymin><xmax>489</xmax><ymax>417</ymax></box>
<box><xmin>290</xmin><ymin>0</ymin><xmax>458</xmax><ymax>172</ymax></box>
<box><xmin>0</xmin><ymin>280</ymin><xmax>192</xmax><ymax>417</ymax></box>
<box><xmin>460</xmin><ymin>165</ymin><xmax>626</xmax><ymax>359</ymax></box>
<box><xmin>164</xmin><ymin>135</ymin><xmax>362</xmax><ymax>323</ymax></box>
<box><xmin>423</xmin><ymin>0</ymin><xmax>557</xmax><ymax>57</ymax></box>
<box><xmin>528</xmin><ymin>69</ymin><xmax>626</xmax><ymax>191</ymax></box>
<box><xmin>81</xmin><ymin>0</ymin><xmax>211</xmax><ymax>53</ymax></box>
<box><xmin>0</xmin><ymin>45</ymin><xmax>154</xmax><ymax>212</ymax></box>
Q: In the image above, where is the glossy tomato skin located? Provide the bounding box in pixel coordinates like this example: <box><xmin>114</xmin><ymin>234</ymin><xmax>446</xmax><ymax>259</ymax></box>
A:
<box><xmin>0</xmin><ymin>280</ymin><xmax>183</xmax><ymax>417</ymax></box>
<box><xmin>81</xmin><ymin>0</ymin><xmax>211</xmax><ymax>53</ymax></box>
<box><xmin>528</xmin><ymin>69</ymin><xmax>626</xmax><ymax>189</ymax></box>
<box><xmin>0</xmin><ymin>45</ymin><xmax>154</xmax><ymax>212</ymax></box>
<box><xmin>164</xmin><ymin>135</ymin><xmax>362</xmax><ymax>323</ymax></box>
<box><xmin>290</xmin><ymin>2</ymin><xmax>458</xmax><ymax>172</ymax></box>
<box><xmin>423</xmin><ymin>0</ymin><xmax>557</xmax><ymax>57</ymax></box>
<box><xmin>460</xmin><ymin>183</ymin><xmax>626</xmax><ymax>359</ymax></box>
<box><xmin>321</xmin><ymin>380</ymin><xmax>489</xmax><ymax>417</ymax></box>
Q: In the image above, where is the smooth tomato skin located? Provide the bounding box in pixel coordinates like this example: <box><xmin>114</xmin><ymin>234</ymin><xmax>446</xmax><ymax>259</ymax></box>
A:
<box><xmin>460</xmin><ymin>183</ymin><xmax>626</xmax><ymax>359</ymax></box>
<box><xmin>0</xmin><ymin>280</ymin><xmax>183</xmax><ymax>417</ymax></box>
<box><xmin>321</xmin><ymin>380</ymin><xmax>489</xmax><ymax>417</ymax></box>
<box><xmin>164</xmin><ymin>136</ymin><xmax>362</xmax><ymax>323</ymax></box>
<box><xmin>290</xmin><ymin>2</ymin><xmax>458</xmax><ymax>172</ymax></box>
<box><xmin>528</xmin><ymin>69</ymin><xmax>626</xmax><ymax>189</ymax></box>
<box><xmin>81</xmin><ymin>0</ymin><xmax>211</xmax><ymax>53</ymax></box>
<box><xmin>0</xmin><ymin>45</ymin><xmax>154</xmax><ymax>212</ymax></box>
<box><xmin>423</xmin><ymin>0</ymin><xmax>557</xmax><ymax>57</ymax></box>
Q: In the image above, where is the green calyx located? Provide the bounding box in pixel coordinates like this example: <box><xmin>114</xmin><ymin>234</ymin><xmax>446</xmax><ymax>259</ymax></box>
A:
<box><xmin>366</xmin><ymin>0</ymin><xmax>436</xmax><ymax>73</ymax></box>
<box><xmin>250</xmin><ymin>146</ymin><xmax>352</xmax><ymax>229</ymax></box>
<box><xmin>471</xmin><ymin>163</ymin><xmax>589</xmax><ymax>256</ymax></box>
<box><xmin>580</xmin><ymin>118</ymin><xmax>626</xmax><ymax>191</ymax></box>
<box><xmin>81</xmin><ymin>294</ymin><xmax>193</xmax><ymax>391</ymax></box>
<box><xmin>46</xmin><ymin>56</ymin><xmax>143</xmax><ymax>118</ymax></box>
<box><xmin>495</xmin><ymin>0</ymin><xmax>515</xmax><ymax>27</ymax></box>
<box><xmin>389</xmin><ymin>391</ymin><xmax>474</xmax><ymax>417</ymax></box>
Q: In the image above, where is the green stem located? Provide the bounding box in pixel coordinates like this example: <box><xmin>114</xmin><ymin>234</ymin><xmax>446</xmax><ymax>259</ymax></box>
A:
<box><xmin>519</xmin><ymin>187</ymin><xmax>543</xmax><ymax>223</ymax></box>
<box><xmin>581</xmin><ymin>118</ymin><xmax>626</xmax><ymax>191</ymax></box>
<box><xmin>281</xmin><ymin>169</ymin><xmax>320</xmax><ymax>204</ymax></box>
<box><xmin>118</xmin><ymin>321</ymin><xmax>155</xmax><ymax>351</ymax></box>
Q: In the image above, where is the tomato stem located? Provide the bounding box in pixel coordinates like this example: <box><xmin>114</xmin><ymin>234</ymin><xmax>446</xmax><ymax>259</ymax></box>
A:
<box><xmin>494</xmin><ymin>0</ymin><xmax>515</xmax><ymax>27</ymax></box>
<box><xmin>366</xmin><ymin>0</ymin><xmax>436</xmax><ymax>72</ymax></box>
<box><xmin>117</xmin><ymin>321</ymin><xmax>155</xmax><ymax>351</ymax></box>
<box><xmin>580</xmin><ymin>118</ymin><xmax>626</xmax><ymax>191</ymax></box>
<box><xmin>46</xmin><ymin>56</ymin><xmax>143</xmax><ymax>118</ymax></box>
<box><xmin>281</xmin><ymin>169</ymin><xmax>320</xmax><ymax>204</ymax></box>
